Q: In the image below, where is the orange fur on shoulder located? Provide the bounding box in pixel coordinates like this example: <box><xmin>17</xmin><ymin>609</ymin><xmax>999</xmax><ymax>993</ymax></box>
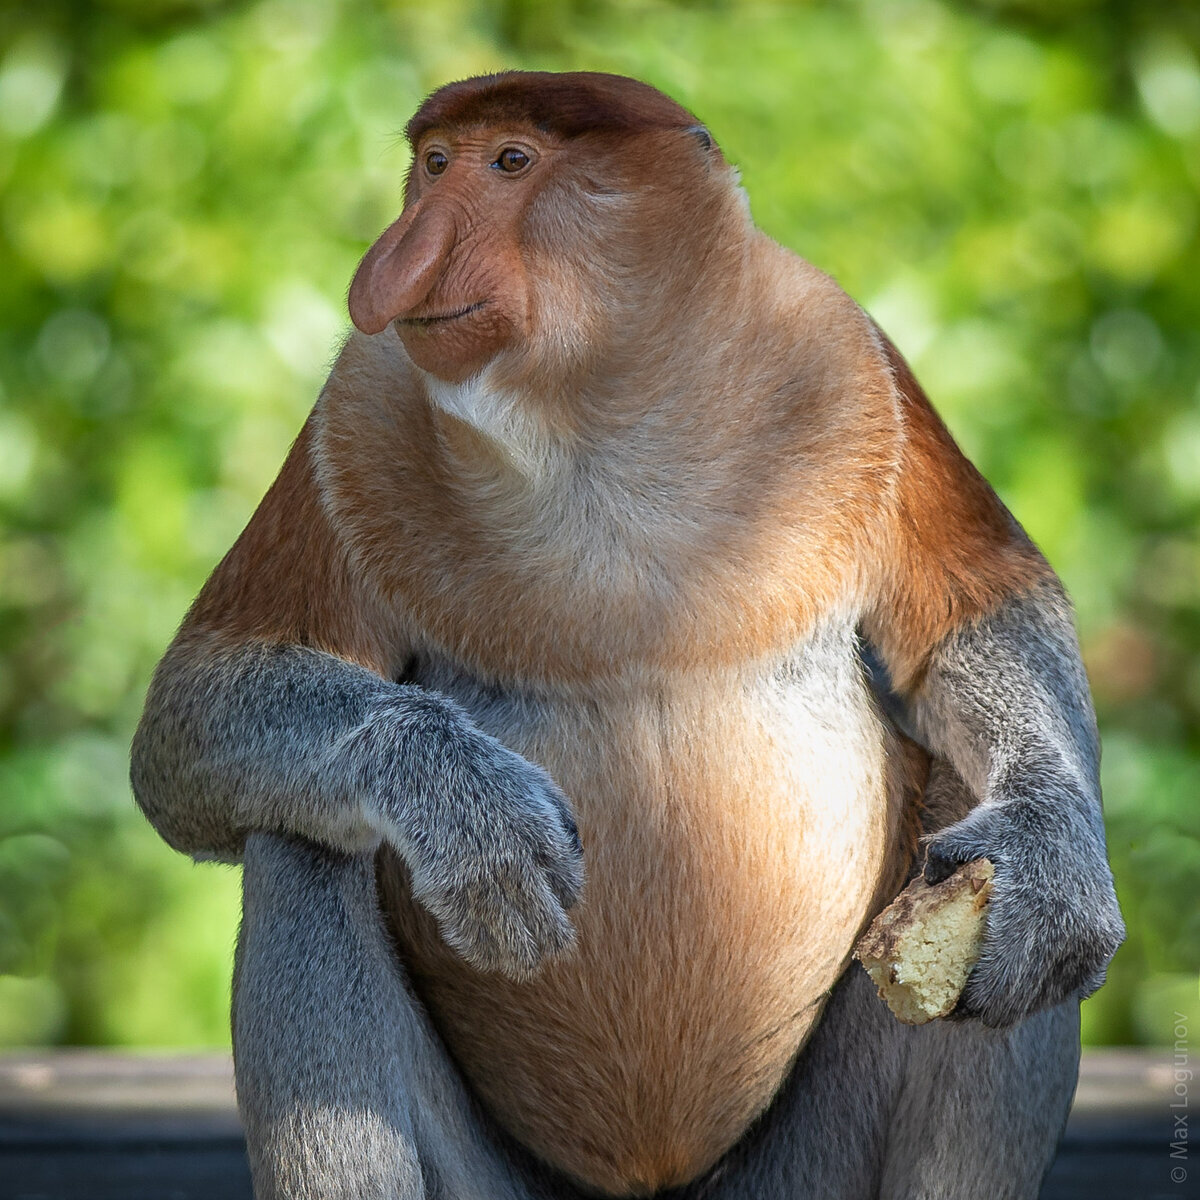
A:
<box><xmin>864</xmin><ymin>331</ymin><xmax>1053</xmax><ymax>693</ymax></box>
<box><xmin>186</xmin><ymin>417</ymin><xmax>396</xmax><ymax>675</ymax></box>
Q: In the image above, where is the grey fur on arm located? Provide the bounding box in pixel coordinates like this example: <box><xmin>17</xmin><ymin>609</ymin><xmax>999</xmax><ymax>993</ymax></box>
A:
<box><xmin>130</xmin><ymin>635</ymin><xmax>583</xmax><ymax>976</ymax></box>
<box><xmin>896</xmin><ymin>581</ymin><xmax>1125</xmax><ymax>1027</ymax></box>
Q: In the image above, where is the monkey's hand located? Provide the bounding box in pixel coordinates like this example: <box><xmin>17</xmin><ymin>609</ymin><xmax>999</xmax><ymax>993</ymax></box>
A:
<box><xmin>922</xmin><ymin>773</ymin><xmax>1124</xmax><ymax>1028</ymax></box>
<box><xmin>134</xmin><ymin>641</ymin><xmax>581</xmax><ymax>976</ymax></box>
<box><xmin>364</xmin><ymin>692</ymin><xmax>584</xmax><ymax>979</ymax></box>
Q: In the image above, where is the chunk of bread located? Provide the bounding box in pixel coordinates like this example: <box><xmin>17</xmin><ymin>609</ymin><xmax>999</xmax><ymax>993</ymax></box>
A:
<box><xmin>854</xmin><ymin>858</ymin><xmax>995</xmax><ymax>1025</ymax></box>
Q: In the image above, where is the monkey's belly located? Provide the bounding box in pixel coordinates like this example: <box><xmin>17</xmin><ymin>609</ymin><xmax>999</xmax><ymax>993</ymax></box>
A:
<box><xmin>380</xmin><ymin>661</ymin><xmax>907</xmax><ymax>1196</ymax></box>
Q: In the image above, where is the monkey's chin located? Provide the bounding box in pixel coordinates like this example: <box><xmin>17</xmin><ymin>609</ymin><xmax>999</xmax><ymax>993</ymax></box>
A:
<box><xmin>395</xmin><ymin>312</ymin><xmax>513</xmax><ymax>383</ymax></box>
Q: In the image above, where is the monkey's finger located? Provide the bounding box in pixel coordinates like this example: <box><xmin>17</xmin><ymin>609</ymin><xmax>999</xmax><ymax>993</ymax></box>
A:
<box><xmin>525</xmin><ymin>772</ymin><xmax>582</xmax><ymax>855</ymax></box>
<box><xmin>540</xmin><ymin>847</ymin><xmax>584</xmax><ymax>911</ymax></box>
<box><xmin>921</xmin><ymin>814</ymin><xmax>990</xmax><ymax>884</ymax></box>
<box><xmin>923</xmin><ymin>842</ymin><xmax>974</xmax><ymax>884</ymax></box>
<box><xmin>427</xmin><ymin>869</ymin><xmax>576</xmax><ymax>978</ymax></box>
<box><xmin>559</xmin><ymin>811</ymin><xmax>583</xmax><ymax>859</ymax></box>
<box><xmin>528</xmin><ymin>808</ymin><xmax>584</xmax><ymax>910</ymax></box>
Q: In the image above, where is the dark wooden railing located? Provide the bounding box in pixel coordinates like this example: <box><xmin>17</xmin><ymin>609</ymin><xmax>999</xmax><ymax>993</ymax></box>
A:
<box><xmin>0</xmin><ymin>1049</ymin><xmax>1184</xmax><ymax>1199</ymax></box>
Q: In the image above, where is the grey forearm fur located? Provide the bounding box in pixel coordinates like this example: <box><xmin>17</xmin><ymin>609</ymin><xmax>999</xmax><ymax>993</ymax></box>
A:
<box><xmin>132</xmin><ymin>637</ymin><xmax>460</xmax><ymax>861</ymax></box>
<box><xmin>911</xmin><ymin>581</ymin><xmax>1101</xmax><ymax>826</ymax></box>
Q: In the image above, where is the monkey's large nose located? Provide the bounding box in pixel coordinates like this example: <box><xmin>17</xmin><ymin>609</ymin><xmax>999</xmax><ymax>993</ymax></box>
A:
<box><xmin>348</xmin><ymin>200</ymin><xmax>458</xmax><ymax>335</ymax></box>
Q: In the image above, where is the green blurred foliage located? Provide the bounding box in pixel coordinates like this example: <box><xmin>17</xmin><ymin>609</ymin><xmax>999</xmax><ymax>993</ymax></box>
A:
<box><xmin>0</xmin><ymin>0</ymin><xmax>1197</xmax><ymax>1048</ymax></box>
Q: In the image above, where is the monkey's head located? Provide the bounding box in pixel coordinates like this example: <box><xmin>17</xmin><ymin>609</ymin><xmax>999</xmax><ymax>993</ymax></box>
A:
<box><xmin>348</xmin><ymin>72</ymin><xmax>740</xmax><ymax>385</ymax></box>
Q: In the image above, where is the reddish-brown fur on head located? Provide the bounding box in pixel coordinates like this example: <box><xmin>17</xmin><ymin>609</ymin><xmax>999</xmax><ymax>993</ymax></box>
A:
<box><xmin>405</xmin><ymin>71</ymin><xmax>704</xmax><ymax>144</ymax></box>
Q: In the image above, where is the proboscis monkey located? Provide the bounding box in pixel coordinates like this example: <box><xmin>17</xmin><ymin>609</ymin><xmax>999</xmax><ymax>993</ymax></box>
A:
<box><xmin>131</xmin><ymin>71</ymin><xmax>1124</xmax><ymax>1200</ymax></box>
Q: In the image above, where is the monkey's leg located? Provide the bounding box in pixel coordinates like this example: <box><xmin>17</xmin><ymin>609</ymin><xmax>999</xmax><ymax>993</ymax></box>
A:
<box><xmin>877</xmin><ymin>995</ymin><xmax>1079</xmax><ymax>1200</ymax></box>
<box><xmin>697</xmin><ymin>964</ymin><xmax>1076</xmax><ymax>1200</ymax></box>
<box><xmin>233</xmin><ymin>832</ymin><xmax>550</xmax><ymax>1200</ymax></box>
<box><xmin>693</xmin><ymin>965</ymin><xmax>900</xmax><ymax>1199</ymax></box>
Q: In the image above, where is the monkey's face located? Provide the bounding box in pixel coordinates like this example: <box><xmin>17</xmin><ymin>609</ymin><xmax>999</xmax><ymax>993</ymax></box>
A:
<box><xmin>349</xmin><ymin>128</ymin><xmax>550</xmax><ymax>383</ymax></box>
<box><xmin>348</xmin><ymin>72</ymin><xmax>737</xmax><ymax>389</ymax></box>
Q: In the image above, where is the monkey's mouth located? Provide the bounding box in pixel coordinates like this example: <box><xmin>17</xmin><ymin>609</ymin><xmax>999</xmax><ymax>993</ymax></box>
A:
<box><xmin>397</xmin><ymin>302</ymin><xmax>487</xmax><ymax>327</ymax></box>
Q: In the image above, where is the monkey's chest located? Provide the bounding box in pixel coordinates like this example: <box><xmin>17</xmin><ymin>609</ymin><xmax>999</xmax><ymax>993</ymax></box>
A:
<box><xmin>378</xmin><ymin>649</ymin><xmax>906</xmax><ymax>1197</ymax></box>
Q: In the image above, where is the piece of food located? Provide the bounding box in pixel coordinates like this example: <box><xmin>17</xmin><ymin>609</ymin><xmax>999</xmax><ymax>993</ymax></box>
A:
<box><xmin>854</xmin><ymin>858</ymin><xmax>995</xmax><ymax>1025</ymax></box>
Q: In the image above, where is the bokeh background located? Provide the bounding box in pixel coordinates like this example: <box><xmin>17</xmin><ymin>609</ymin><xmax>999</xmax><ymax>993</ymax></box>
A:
<box><xmin>0</xmin><ymin>0</ymin><xmax>1197</xmax><ymax>1049</ymax></box>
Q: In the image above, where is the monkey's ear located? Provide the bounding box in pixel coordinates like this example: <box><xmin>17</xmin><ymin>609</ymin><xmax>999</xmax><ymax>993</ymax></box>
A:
<box><xmin>685</xmin><ymin>125</ymin><xmax>716</xmax><ymax>153</ymax></box>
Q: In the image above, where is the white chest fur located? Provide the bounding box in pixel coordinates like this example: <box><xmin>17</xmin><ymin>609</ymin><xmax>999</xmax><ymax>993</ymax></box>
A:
<box><xmin>423</xmin><ymin>368</ymin><xmax>563</xmax><ymax>482</ymax></box>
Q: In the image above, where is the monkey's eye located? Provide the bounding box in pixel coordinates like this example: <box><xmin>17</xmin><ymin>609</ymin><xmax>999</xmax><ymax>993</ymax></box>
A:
<box><xmin>493</xmin><ymin>147</ymin><xmax>531</xmax><ymax>174</ymax></box>
<box><xmin>425</xmin><ymin>151</ymin><xmax>448</xmax><ymax>176</ymax></box>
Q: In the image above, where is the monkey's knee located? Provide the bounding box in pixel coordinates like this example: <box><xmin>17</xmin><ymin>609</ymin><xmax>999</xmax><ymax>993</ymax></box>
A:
<box><xmin>234</xmin><ymin>834</ymin><xmax>427</xmax><ymax>1200</ymax></box>
<box><xmin>234</xmin><ymin>834</ymin><xmax>539</xmax><ymax>1200</ymax></box>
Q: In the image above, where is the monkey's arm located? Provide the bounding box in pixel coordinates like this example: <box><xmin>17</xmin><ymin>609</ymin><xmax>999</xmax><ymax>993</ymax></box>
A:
<box><xmin>131</xmin><ymin>417</ymin><xmax>582</xmax><ymax>975</ymax></box>
<box><xmin>861</xmin><ymin>338</ymin><xmax>1124</xmax><ymax>1028</ymax></box>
